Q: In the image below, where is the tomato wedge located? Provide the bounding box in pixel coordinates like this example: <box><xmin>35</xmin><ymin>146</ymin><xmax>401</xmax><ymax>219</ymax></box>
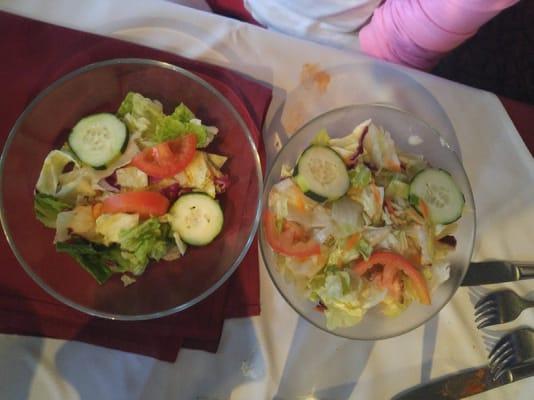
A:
<box><xmin>263</xmin><ymin>210</ymin><xmax>321</xmax><ymax>258</ymax></box>
<box><xmin>353</xmin><ymin>251</ymin><xmax>431</xmax><ymax>305</ymax></box>
<box><xmin>102</xmin><ymin>191</ymin><xmax>170</xmax><ymax>217</ymax></box>
<box><xmin>131</xmin><ymin>135</ymin><xmax>197</xmax><ymax>178</ymax></box>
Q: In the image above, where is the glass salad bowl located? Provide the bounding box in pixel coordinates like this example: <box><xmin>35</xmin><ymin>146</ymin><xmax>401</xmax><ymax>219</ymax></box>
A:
<box><xmin>260</xmin><ymin>104</ymin><xmax>475</xmax><ymax>339</ymax></box>
<box><xmin>0</xmin><ymin>59</ymin><xmax>262</xmax><ymax>320</ymax></box>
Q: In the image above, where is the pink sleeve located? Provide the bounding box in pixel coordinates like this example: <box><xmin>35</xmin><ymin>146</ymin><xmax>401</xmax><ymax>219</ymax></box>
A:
<box><xmin>359</xmin><ymin>0</ymin><xmax>519</xmax><ymax>70</ymax></box>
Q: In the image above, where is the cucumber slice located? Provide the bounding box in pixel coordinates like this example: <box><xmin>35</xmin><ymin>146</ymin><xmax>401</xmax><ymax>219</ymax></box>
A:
<box><xmin>293</xmin><ymin>145</ymin><xmax>350</xmax><ymax>202</ymax></box>
<box><xmin>409</xmin><ymin>168</ymin><xmax>464</xmax><ymax>224</ymax></box>
<box><xmin>168</xmin><ymin>193</ymin><xmax>223</xmax><ymax>246</ymax></box>
<box><xmin>68</xmin><ymin>113</ymin><xmax>127</xmax><ymax>169</ymax></box>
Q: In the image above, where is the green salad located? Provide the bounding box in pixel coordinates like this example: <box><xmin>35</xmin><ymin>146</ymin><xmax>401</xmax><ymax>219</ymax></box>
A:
<box><xmin>263</xmin><ymin>119</ymin><xmax>464</xmax><ymax>329</ymax></box>
<box><xmin>34</xmin><ymin>92</ymin><xmax>229</xmax><ymax>286</ymax></box>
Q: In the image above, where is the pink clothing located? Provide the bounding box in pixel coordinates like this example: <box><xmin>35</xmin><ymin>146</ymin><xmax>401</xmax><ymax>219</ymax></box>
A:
<box><xmin>360</xmin><ymin>0</ymin><xmax>519</xmax><ymax>70</ymax></box>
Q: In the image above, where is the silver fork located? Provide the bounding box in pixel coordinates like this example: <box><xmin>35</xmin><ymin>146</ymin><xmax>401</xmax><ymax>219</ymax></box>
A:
<box><xmin>474</xmin><ymin>289</ymin><xmax>534</xmax><ymax>329</ymax></box>
<box><xmin>488</xmin><ymin>328</ymin><xmax>534</xmax><ymax>380</ymax></box>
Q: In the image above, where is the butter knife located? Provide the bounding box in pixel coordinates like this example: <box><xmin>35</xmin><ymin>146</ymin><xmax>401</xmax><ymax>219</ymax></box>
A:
<box><xmin>461</xmin><ymin>261</ymin><xmax>534</xmax><ymax>286</ymax></box>
<box><xmin>392</xmin><ymin>362</ymin><xmax>534</xmax><ymax>399</ymax></box>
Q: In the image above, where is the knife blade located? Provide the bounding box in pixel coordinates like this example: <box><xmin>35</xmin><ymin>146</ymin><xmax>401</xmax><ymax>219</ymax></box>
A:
<box><xmin>392</xmin><ymin>363</ymin><xmax>534</xmax><ymax>400</ymax></box>
<box><xmin>461</xmin><ymin>261</ymin><xmax>534</xmax><ymax>286</ymax></box>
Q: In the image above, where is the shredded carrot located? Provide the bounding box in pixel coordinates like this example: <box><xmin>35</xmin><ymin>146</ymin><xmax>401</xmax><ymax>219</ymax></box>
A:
<box><xmin>92</xmin><ymin>202</ymin><xmax>103</xmax><ymax>219</ymax></box>
<box><xmin>418</xmin><ymin>198</ymin><xmax>430</xmax><ymax>220</ymax></box>
<box><xmin>371</xmin><ymin>184</ymin><xmax>381</xmax><ymax>204</ymax></box>
<box><xmin>292</xmin><ymin>186</ymin><xmax>307</xmax><ymax>211</ymax></box>
<box><xmin>345</xmin><ymin>233</ymin><xmax>361</xmax><ymax>250</ymax></box>
<box><xmin>385</xmin><ymin>199</ymin><xmax>395</xmax><ymax>215</ymax></box>
<box><xmin>387</xmin><ymin>160</ymin><xmax>402</xmax><ymax>172</ymax></box>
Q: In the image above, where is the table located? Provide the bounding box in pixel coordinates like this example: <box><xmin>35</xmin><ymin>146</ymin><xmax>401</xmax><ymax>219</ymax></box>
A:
<box><xmin>1</xmin><ymin>1</ymin><xmax>533</xmax><ymax>399</ymax></box>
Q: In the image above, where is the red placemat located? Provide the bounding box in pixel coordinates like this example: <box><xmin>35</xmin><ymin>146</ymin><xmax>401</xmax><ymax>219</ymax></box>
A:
<box><xmin>0</xmin><ymin>11</ymin><xmax>271</xmax><ymax>362</ymax></box>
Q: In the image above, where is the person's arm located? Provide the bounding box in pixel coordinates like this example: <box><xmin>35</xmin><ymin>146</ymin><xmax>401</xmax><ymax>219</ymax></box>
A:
<box><xmin>360</xmin><ymin>0</ymin><xmax>520</xmax><ymax>70</ymax></box>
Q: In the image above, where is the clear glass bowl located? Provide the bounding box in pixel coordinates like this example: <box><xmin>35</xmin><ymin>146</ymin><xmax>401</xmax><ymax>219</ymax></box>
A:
<box><xmin>260</xmin><ymin>104</ymin><xmax>475</xmax><ymax>339</ymax></box>
<box><xmin>0</xmin><ymin>59</ymin><xmax>262</xmax><ymax>320</ymax></box>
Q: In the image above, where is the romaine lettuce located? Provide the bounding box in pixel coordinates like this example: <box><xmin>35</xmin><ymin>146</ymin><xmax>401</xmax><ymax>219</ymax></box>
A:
<box><xmin>56</xmin><ymin>238</ymin><xmax>129</xmax><ymax>284</ymax></box>
<box><xmin>117</xmin><ymin>93</ymin><xmax>215</xmax><ymax>148</ymax></box>
<box><xmin>118</xmin><ymin>218</ymin><xmax>171</xmax><ymax>275</ymax></box>
<box><xmin>95</xmin><ymin>213</ymin><xmax>139</xmax><ymax>246</ymax></box>
<box><xmin>34</xmin><ymin>193</ymin><xmax>71</xmax><ymax>228</ymax></box>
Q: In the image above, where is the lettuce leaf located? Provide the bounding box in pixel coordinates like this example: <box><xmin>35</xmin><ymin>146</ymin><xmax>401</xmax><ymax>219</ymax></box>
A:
<box><xmin>117</xmin><ymin>92</ymin><xmax>164</xmax><ymax>137</ymax></box>
<box><xmin>56</xmin><ymin>238</ymin><xmax>129</xmax><ymax>284</ymax></box>
<box><xmin>34</xmin><ymin>193</ymin><xmax>71</xmax><ymax>228</ymax></box>
<box><xmin>118</xmin><ymin>218</ymin><xmax>171</xmax><ymax>275</ymax></box>
<box><xmin>362</xmin><ymin>123</ymin><xmax>401</xmax><ymax>171</ymax></box>
<box><xmin>312</xmin><ymin>128</ymin><xmax>330</xmax><ymax>146</ymax></box>
<box><xmin>35</xmin><ymin>150</ymin><xmax>79</xmax><ymax>195</ymax></box>
<box><xmin>308</xmin><ymin>268</ymin><xmax>365</xmax><ymax>330</ymax></box>
<box><xmin>348</xmin><ymin>163</ymin><xmax>372</xmax><ymax>189</ymax></box>
<box><xmin>95</xmin><ymin>213</ymin><xmax>140</xmax><ymax>246</ymax></box>
<box><xmin>357</xmin><ymin>237</ymin><xmax>373</xmax><ymax>260</ymax></box>
<box><xmin>117</xmin><ymin>93</ymin><xmax>216</xmax><ymax>148</ymax></box>
<box><xmin>329</xmin><ymin>119</ymin><xmax>370</xmax><ymax>164</ymax></box>
<box><xmin>331</xmin><ymin>197</ymin><xmax>363</xmax><ymax>237</ymax></box>
<box><xmin>155</xmin><ymin>111</ymin><xmax>208</xmax><ymax>146</ymax></box>
<box><xmin>115</xmin><ymin>166</ymin><xmax>148</xmax><ymax>189</ymax></box>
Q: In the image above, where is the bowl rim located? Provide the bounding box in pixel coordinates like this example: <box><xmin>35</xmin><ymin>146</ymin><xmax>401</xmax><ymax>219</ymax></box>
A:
<box><xmin>0</xmin><ymin>58</ymin><xmax>263</xmax><ymax>321</ymax></box>
<box><xmin>259</xmin><ymin>103</ymin><xmax>476</xmax><ymax>340</ymax></box>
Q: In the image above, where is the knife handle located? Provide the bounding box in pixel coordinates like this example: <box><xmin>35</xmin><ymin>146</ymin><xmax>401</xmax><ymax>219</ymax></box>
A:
<box><xmin>517</xmin><ymin>263</ymin><xmax>534</xmax><ymax>280</ymax></box>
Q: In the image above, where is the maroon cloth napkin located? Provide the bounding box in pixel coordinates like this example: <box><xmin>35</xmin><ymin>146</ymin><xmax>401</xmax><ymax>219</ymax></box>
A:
<box><xmin>0</xmin><ymin>11</ymin><xmax>271</xmax><ymax>361</ymax></box>
<box><xmin>499</xmin><ymin>96</ymin><xmax>534</xmax><ymax>155</ymax></box>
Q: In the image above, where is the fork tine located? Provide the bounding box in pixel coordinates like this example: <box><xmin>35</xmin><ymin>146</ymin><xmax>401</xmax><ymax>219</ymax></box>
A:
<box><xmin>492</xmin><ymin>353</ymin><xmax>515</xmax><ymax>381</ymax></box>
<box><xmin>475</xmin><ymin>295</ymin><xmax>496</xmax><ymax>309</ymax></box>
<box><xmin>488</xmin><ymin>339</ymin><xmax>511</xmax><ymax>364</ymax></box>
<box><xmin>474</xmin><ymin>300</ymin><xmax>497</xmax><ymax>315</ymax></box>
<box><xmin>490</xmin><ymin>346</ymin><xmax>513</xmax><ymax>371</ymax></box>
<box><xmin>477</xmin><ymin>316</ymin><xmax>499</xmax><ymax>329</ymax></box>
<box><xmin>474</xmin><ymin>307</ymin><xmax>498</xmax><ymax>323</ymax></box>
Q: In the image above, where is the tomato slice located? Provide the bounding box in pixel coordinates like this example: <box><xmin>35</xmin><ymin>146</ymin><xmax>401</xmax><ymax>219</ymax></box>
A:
<box><xmin>102</xmin><ymin>191</ymin><xmax>170</xmax><ymax>217</ymax></box>
<box><xmin>353</xmin><ymin>251</ymin><xmax>431</xmax><ymax>305</ymax></box>
<box><xmin>131</xmin><ymin>135</ymin><xmax>197</xmax><ymax>178</ymax></box>
<box><xmin>263</xmin><ymin>210</ymin><xmax>321</xmax><ymax>258</ymax></box>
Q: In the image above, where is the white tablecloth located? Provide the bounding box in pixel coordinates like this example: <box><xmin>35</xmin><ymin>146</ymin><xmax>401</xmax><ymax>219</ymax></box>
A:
<box><xmin>1</xmin><ymin>1</ymin><xmax>533</xmax><ymax>399</ymax></box>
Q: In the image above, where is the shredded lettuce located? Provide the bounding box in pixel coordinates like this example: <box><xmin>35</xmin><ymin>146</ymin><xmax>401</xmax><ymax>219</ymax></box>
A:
<box><xmin>407</xmin><ymin>223</ymin><xmax>435</xmax><ymax>265</ymax></box>
<box><xmin>34</xmin><ymin>193</ymin><xmax>71</xmax><ymax>228</ymax></box>
<box><xmin>357</xmin><ymin>238</ymin><xmax>373</xmax><ymax>260</ymax></box>
<box><xmin>385</xmin><ymin>180</ymin><xmax>410</xmax><ymax>200</ymax></box>
<box><xmin>375</xmin><ymin>169</ymin><xmax>408</xmax><ymax>187</ymax></box>
<box><xmin>312</xmin><ymin>128</ymin><xmax>331</xmax><ymax>146</ymax></box>
<box><xmin>398</xmin><ymin>151</ymin><xmax>428</xmax><ymax>179</ymax></box>
<box><xmin>329</xmin><ymin>119</ymin><xmax>370</xmax><ymax>164</ymax></box>
<box><xmin>381</xmin><ymin>277</ymin><xmax>418</xmax><ymax>317</ymax></box>
<box><xmin>331</xmin><ymin>197</ymin><xmax>363</xmax><ymax>237</ymax></box>
<box><xmin>348</xmin><ymin>163</ymin><xmax>372</xmax><ymax>189</ymax></box>
<box><xmin>118</xmin><ymin>218</ymin><xmax>171</xmax><ymax>276</ymax></box>
<box><xmin>308</xmin><ymin>268</ymin><xmax>365</xmax><ymax>330</ymax></box>
<box><xmin>351</xmin><ymin>183</ymin><xmax>383</xmax><ymax>224</ymax></box>
<box><xmin>362</xmin><ymin>123</ymin><xmax>401</xmax><ymax>171</ymax></box>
